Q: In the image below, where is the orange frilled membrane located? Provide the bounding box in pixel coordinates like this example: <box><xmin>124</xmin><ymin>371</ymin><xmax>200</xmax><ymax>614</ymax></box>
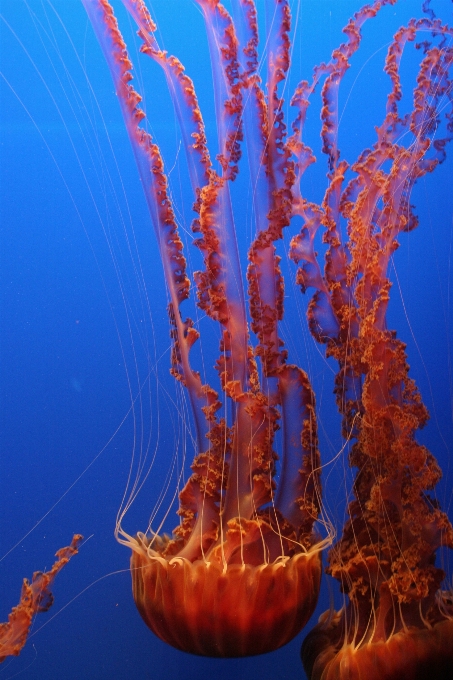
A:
<box><xmin>131</xmin><ymin>534</ymin><xmax>322</xmax><ymax>657</ymax></box>
<box><xmin>0</xmin><ymin>535</ymin><xmax>82</xmax><ymax>664</ymax></box>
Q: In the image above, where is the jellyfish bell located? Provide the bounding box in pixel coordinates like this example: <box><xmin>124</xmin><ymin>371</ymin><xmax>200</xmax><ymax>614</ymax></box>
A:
<box><xmin>129</xmin><ymin>535</ymin><xmax>322</xmax><ymax>657</ymax></box>
<box><xmin>123</xmin><ymin>359</ymin><xmax>326</xmax><ymax>657</ymax></box>
<box><xmin>124</xmin><ymin>364</ymin><xmax>325</xmax><ymax>657</ymax></box>
<box><xmin>302</xmin><ymin>605</ymin><xmax>453</xmax><ymax>680</ymax></box>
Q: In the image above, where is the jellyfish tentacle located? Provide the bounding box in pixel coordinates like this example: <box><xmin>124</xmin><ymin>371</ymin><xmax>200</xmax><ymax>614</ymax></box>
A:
<box><xmin>0</xmin><ymin>535</ymin><xmax>82</xmax><ymax>664</ymax></box>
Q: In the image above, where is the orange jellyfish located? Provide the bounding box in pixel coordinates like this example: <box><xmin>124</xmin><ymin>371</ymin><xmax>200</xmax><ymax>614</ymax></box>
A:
<box><xmin>289</xmin><ymin>8</ymin><xmax>453</xmax><ymax>680</ymax></box>
<box><xmin>82</xmin><ymin>0</ymin><xmax>325</xmax><ymax>657</ymax></box>
<box><xmin>0</xmin><ymin>535</ymin><xmax>82</xmax><ymax>664</ymax></box>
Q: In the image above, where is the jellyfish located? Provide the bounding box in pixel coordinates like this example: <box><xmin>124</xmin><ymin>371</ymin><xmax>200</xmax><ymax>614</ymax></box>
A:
<box><xmin>290</xmin><ymin>7</ymin><xmax>453</xmax><ymax>680</ymax></box>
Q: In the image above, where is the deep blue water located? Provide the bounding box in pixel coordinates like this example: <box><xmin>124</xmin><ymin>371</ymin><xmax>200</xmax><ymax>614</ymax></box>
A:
<box><xmin>1</xmin><ymin>1</ymin><xmax>452</xmax><ymax>678</ymax></box>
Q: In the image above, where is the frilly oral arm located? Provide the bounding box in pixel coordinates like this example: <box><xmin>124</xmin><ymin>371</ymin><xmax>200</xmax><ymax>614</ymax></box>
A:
<box><xmin>0</xmin><ymin>535</ymin><xmax>82</xmax><ymax>663</ymax></box>
<box><xmin>120</xmin><ymin>0</ymin><xmax>212</xmax><ymax>192</ymax></box>
<box><xmin>232</xmin><ymin>0</ymin><xmax>293</xmax><ymax>381</ymax></box>
<box><xmin>81</xmin><ymin>0</ymin><xmax>216</xmax><ymax>450</ymax></box>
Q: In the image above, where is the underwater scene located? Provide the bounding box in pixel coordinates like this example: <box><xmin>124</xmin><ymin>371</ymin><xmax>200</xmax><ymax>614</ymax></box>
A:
<box><xmin>1</xmin><ymin>1</ymin><xmax>452</xmax><ymax>678</ymax></box>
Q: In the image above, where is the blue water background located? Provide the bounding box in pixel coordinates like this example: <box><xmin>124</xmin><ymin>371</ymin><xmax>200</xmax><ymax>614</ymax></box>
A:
<box><xmin>1</xmin><ymin>1</ymin><xmax>452</xmax><ymax>678</ymax></box>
